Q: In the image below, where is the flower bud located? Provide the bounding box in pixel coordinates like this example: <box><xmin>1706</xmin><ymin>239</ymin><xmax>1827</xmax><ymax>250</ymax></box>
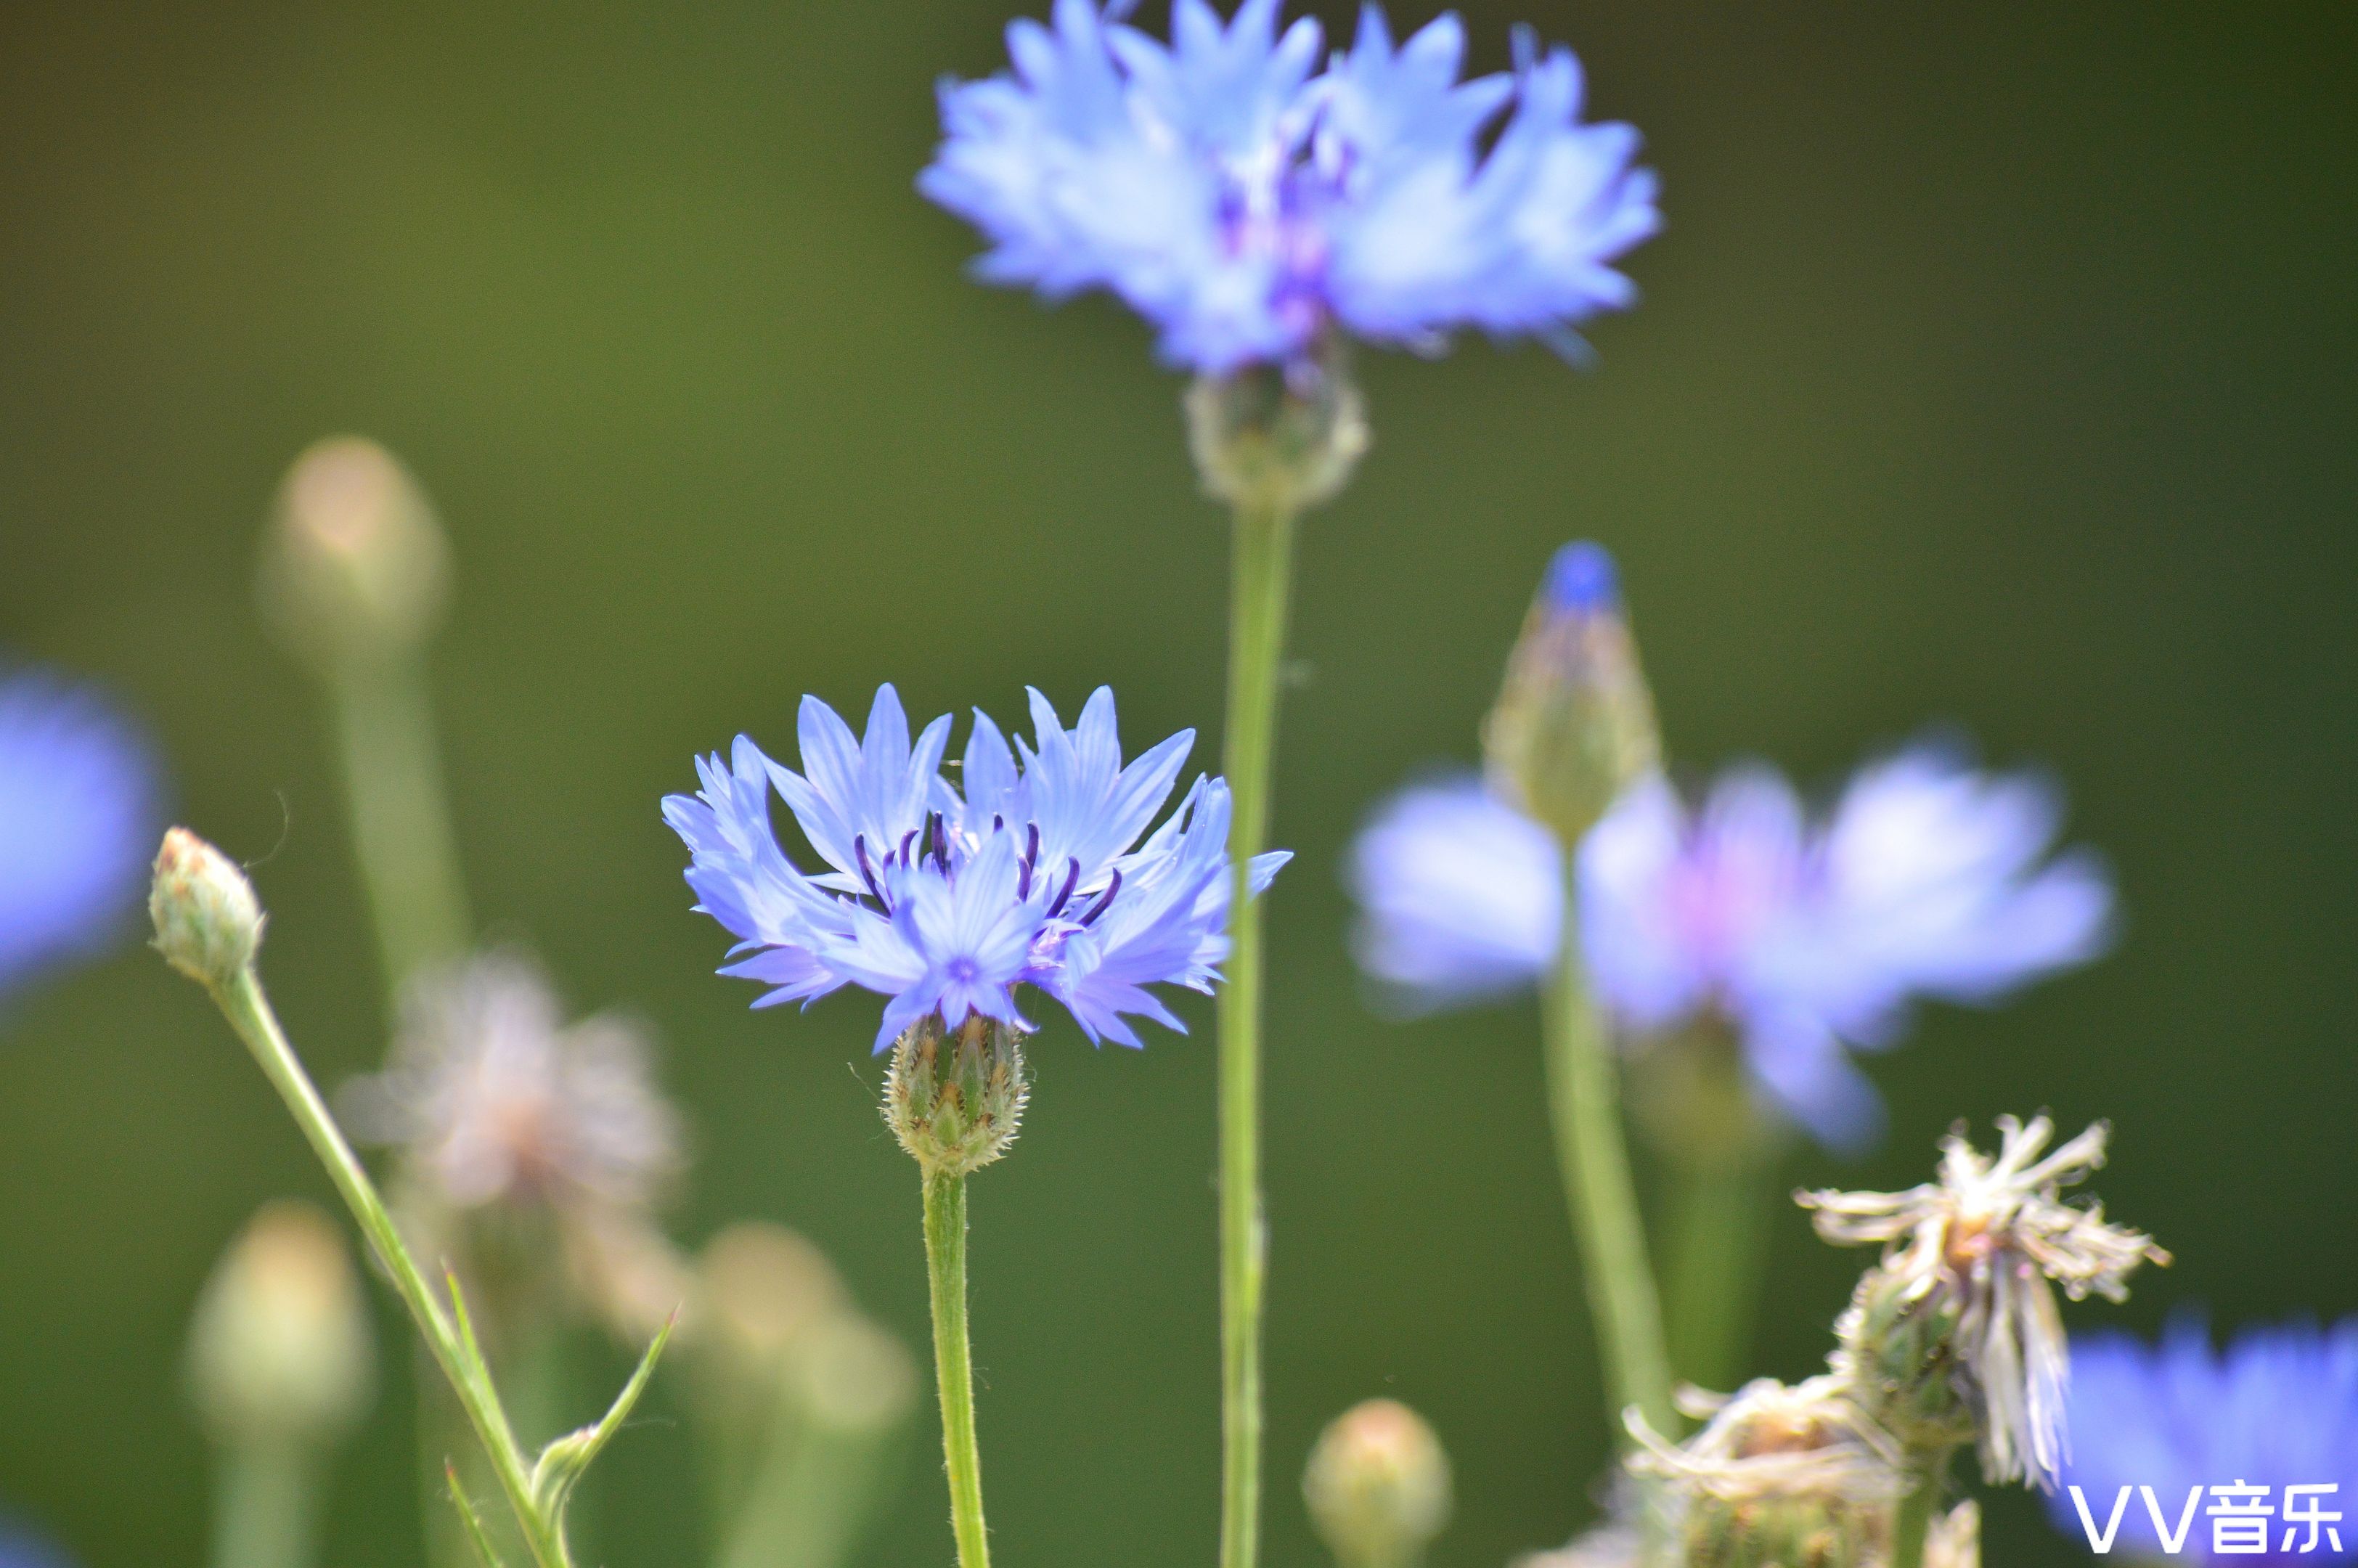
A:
<box><xmin>1482</xmin><ymin>542</ymin><xmax>1662</xmax><ymax>844</ymax></box>
<box><xmin>186</xmin><ymin>1200</ymin><xmax>376</xmax><ymax>1449</ymax></box>
<box><xmin>258</xmin><ymin>436</ymin><xmax>450</xmax><ymax>673</ymax></box>
<box><xmin>1186</xmin><ymin>348</ymin><xmax>1368</xmax><ymax>516</ymax></box>
<box><xmin>1303</xmin><ymin>1399</ymin><xmax>1453</xmax><ymax>1568</ymax></box>
<box><xmin>150</xmin><ymin>828</ymin><xmax>265</xmax><ymax>988</ymax></box>
<box><xmin>795</xmin><ymin>1312</ymin><xmax>921</xmax><ymax>1437</ymax></box>
<box><xmin>883</xmin><ymin>1014</ymin><xmax>1029</xmax><ymax>1179</ymax></box>
<box><xmin>694</xmin><ymin>1221</ymin><xmax>851</xmax><ymax>1374</ymax></box>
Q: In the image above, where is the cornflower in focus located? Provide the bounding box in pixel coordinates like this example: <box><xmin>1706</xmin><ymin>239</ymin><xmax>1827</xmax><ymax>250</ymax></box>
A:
<box><xmin>0</xmin><ymin>668</ymin><xmax>161</xmax><ymax>1008</ymax></box>
<box><xmin>1804</xmin><ymin>1115</ymin><xmax>2171</xmax><ymax>1493</ymax></box>
<box><xmin>1349</xmin><ymin>730</ymin><xmax>2113</xmax><ymax>1151</ymax></box>
<box><xmin>2046</xmin><ymin>1318</ymin><xmax>2358</xmax><ymax>1564</ymax></box>
<box><xmin>923</xmin><ymin>0</ymin><xmax>1660</xmax><ymax>374</ymax></box>
<box><xmin>665</xmin><ymin>683</ymin><xmax>1286</xmax><ymax>1055</ymax></box>
<box><xmin>668</xmin><ymin>682</ymin><xmax>1284</xmax><ymax>1568</ymax></box>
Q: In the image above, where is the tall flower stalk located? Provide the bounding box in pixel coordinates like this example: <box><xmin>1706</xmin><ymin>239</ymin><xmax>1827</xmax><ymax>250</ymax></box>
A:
<box><xmin>1485</xmin><ymin>545</ymin><xmax>1675</xmax><ymax>1438</ymax></box>
<box><xmin>258</xmin><ymin>436</ymin><xmax>470</xmax><ymax>999</ymax></box>
<box><xmin>666</xmin><ymin>685</ymin><xmax>1283</xmax><ymax>1568</ymax></box>
<box><xmin>1191</xmin><ymin>359</ymin><xmax>1365</xmax><ymax>1568</ymax></box>
<box><xmin>150</xmin><ymin>830</ymin><xmax>669</xmax><ymax>1568</ymax></box>
<box><xmin>923</xmin><ymin>1</ymin><xmax>1660</xmax><ymax>1551</ymax></box>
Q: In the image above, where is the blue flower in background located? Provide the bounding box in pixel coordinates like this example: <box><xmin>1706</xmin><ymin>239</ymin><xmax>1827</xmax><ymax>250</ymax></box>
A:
<box><xmin>2048</xmin><ymin>1318</ymin><xmax>2358</xmax><ymax>1564</ymax></box>
<box><xmin>666</xmin><ymin>685</ymin><xmax>1287</xmax><ymax>1051</ymax></box>
<box><xmin>0</xmin><ymin>1520</ymin><xmax>71</xmax><ymax>1568</ymax></box>
<box><xmin>922</xmin><ymin>0</ymin><xmax>1660</xmax><ymax>372</ymax></box>
<box><xmin>0</xmin><ymin>668</ymin><xmax>162</xmax><ymax>1010</ymax></box>
<box><xmin>1346</xmin><ymin>744</ymin><xmax>2113</xmax><ymax>1151</ymax></box>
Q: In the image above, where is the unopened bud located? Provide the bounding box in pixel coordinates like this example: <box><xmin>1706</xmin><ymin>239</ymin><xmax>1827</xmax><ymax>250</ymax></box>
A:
<box><xmin>1186</xmin><ymin>348</ymin><xmax>1369</xmax><ymax>516</ymax></box>
<box><xmin>259</xmin><ymin>436</ymin><xmax>449</xmax><ymax>672</ymax></box>
<box><xmin>695</xmin><ymin>1221</ymin><xmax>850</xmax><ymax>1372</ymax></box>
<box><xmin>795</xmin><ymin>1312</ymin><xmax>921</xmax><ymax>1437</ymax></box>
<box><xmin>883</xmin><ymin>1015</ymin><xmax>1029</xmax><ymax>1179</ymax></box>
<box><xmin>186</xmin><ymin>1201</ymin><xmax>375</xmax><ymax>1448</ymax></box>
<box><xmin>1303</xmin><ymin>1399</ymin><xmax>1453</xmax><ymax>1568</ymax></box>
<box><xmin>1482</xmin><ymin>542</ymin><xmax>1661</xmax><ymax>844</ymax></box>
<box><xmin>151</xmin><ymin>828</ymin><xmax>265</xmax><ymax>988</ymax></box>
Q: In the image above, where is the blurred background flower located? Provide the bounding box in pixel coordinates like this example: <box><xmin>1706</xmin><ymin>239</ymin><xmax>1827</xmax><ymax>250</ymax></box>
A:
<box><xmin>1349</xmin><ymin>741</ymin><xmax>2112</xmax><ymax>1151</ymax></box>
<box><xmin>0</xmin><ymin>669</ymin><xmax>162</xmax><ymax>1010</ymax></box>
<box><xmin>2047</xmin><ymin>1318</ymin><xmax>2358</xmax><ymax>1565</ymax></box>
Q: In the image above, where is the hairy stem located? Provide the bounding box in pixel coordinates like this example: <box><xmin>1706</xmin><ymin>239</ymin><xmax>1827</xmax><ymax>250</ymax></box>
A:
<box><xmin>1219</xmin><ymin>497</ymin><xmax>1297</xmax><ymax>1568</ymax></box>
<box><xmin>208</xmin><ymin>965</ymin><xmax>565</xmax><ymax>1568</ymax></box>
<box><xmin>1543</xmin><ymin>857</ymin><xmax>1676</xmax><ymax>1441</ymax></box>
<box><xmin>1890</xmin><ymin>1449</ymin><xmax>1951</xmax><ymax>1568</ymax></box>
<box><xmin>923</xmin><ymin>1169</ymin><xmax>991</xmax><ymax>1568</ymax></box>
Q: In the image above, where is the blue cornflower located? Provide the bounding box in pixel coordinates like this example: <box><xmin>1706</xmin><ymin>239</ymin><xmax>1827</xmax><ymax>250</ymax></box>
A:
<box><xmin>1346</xmin><ymin>744</ymin><xmax>2113</xmax><ymax>1151</ymax></box>
<box><xmin>0</xmin><ymin>667</ymin><xmax>163</xmax><ymax>1009</ymax></box>
<box><xmin>665</xmin><ymin>684</ymin><xmax>1287</xmax><ymax>1052</ymax></box>
<box><xmin>2048</xmin><ymin>1318</ymin><xmax>2358</xmax><ymax>1564</ymax></box>
<box><xmin>922</xmin><ymin>0</ymin><xmax>1661</xmax><ymax>373</ymax></box>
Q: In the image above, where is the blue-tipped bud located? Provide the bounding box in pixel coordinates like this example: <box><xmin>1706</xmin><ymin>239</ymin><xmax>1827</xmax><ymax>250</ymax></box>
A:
<box><xmin>1482</xmin><ymin>542</ymin><xmax>1662</xmax><ymax>844</ymax></box>
<box><xmin>1542</xmin><ymin>541</ymin><xmax>1620</xmax><ymax>615</ymax></box>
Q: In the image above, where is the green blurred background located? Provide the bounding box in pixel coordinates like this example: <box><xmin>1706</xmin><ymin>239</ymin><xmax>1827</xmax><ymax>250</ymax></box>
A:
<box><xmin>3</xmin><ymin>1</ymin><xmax>2353</xmax><ymax>1564</ymax></box>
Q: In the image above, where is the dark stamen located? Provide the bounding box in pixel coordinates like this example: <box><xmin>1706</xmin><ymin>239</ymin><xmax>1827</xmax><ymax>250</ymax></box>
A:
<box><xmin>1081</xmin><ymin>867</ymin><xmax>1123</xmax><ymax>926</ymax></box>
<box><xmin>929</xmin><ymin>812</ymin><xmax>951</xmax><ymax>871</ymax></box>
<box><xmin>854</xmin><ymin>836</ymin><xmax>890</xmax><ymax>910</ymax></box>
<box><xmin>898</xmin><ymin>828</ymin><xmax>919</xmax><ymax>867</ymax></box>
<box><xmin>1045</xmin><ymin>858</ymin><xmax>1081</xmax><ymax>918</ymax></box>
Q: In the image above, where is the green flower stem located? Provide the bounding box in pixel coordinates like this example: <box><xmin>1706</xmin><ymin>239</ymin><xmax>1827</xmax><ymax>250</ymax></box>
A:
<box><xmin>205</xmin><ymin>963</ymin><xmax>566</xmax><ymax>1568</ymax></box>
<box><xmin>210</xmin><ymin>1442</ymin><xmax>321</xmax><ymax>1568</ymax></box>
<box><xmin>327</xmin><ymin>661</ymin><xmax>471</xmax><ymax>1000</ymax></box>
<box><xmin>1542</xmin><ymin>855</ymin><xmax>1676</xmax><ymax>1441</ymax></box>
<box><xmin>1218</xmin><ymin>495</ymin><xmax>1297</xmax><ymax>1568</ymax></box>
<box><xmin>922</xmin><ymin>1168</ymin><xmax>991</xmax><ymax>1568</ymax></box>
<box><xmin>717</xmin><ymin>1402</ymin><xmax>900</xmax><ymax>1568</ymax></box>
<box><xmin>1663</xmin><ymin>1149</ymin><xmax>1774</xmax><ymax>1395</ymax></box>
<box><xmin>1889</xmin><ymin>1449</ymin><xmax>1951</xmax><ymax>1568</ymax></box>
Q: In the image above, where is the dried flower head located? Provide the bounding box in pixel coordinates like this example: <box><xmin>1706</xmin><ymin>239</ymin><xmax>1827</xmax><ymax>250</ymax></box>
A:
<box><xmin>1803</xmin><ymin>1115</ymin><xmax>2170</xmax><ymax>1491</ymax></box>
<box><xmin>1628</xmin><ymin>1376</ymin><xmax>1903</xmax><ymax>1568</ymax></box>
<box><xmin>343</xmin><ymin>953</ymin><xmax>683</xmax><ymax>1216</ymax></box>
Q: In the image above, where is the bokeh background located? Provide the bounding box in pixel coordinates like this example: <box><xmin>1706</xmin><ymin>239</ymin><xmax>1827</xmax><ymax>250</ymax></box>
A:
<box><xmin>4</xmin><ymin>1</ymin><xmax>2354</xmax><ymax>1564</ymax></box>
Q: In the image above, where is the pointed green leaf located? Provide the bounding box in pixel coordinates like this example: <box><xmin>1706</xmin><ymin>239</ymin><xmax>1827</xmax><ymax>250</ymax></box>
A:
<box><xmin>529</xmin><ymin>1311</ymin><xmax>678</xmax><ymax>1526</ymax></box>
<box><xmin>446</xmin><ymin>1461</ymin><xmax>510</xmax><ymax>1568</ymax></box>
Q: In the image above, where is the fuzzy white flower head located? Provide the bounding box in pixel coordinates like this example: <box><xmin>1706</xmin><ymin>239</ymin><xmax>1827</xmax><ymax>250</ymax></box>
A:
<box><xmin>1802</xmin><ymin>1115</ymin><xmax>2169</xmax><ymax>1491</ymax></box>
<box><xmin>1628</xmin><ymin>1375</ymin><xmax>1903</xmax><ymax>1510</ymax></box>
<box><xmin>343</xmin><ymin>953</ymin><xmax>682</xmax><ymax>1214</ymax></box>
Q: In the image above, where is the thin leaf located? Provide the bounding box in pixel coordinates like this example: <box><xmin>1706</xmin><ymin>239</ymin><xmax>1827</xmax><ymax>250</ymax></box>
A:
<box><xmin>446</xmin><ymin>1461</ymin><xmax>510</xmax><ymax>1568</ymax></box>
<box><xmin>530</xmin><ymin>1310</ymin><xmax>679</xmax><ymax>1526</ymax></box>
